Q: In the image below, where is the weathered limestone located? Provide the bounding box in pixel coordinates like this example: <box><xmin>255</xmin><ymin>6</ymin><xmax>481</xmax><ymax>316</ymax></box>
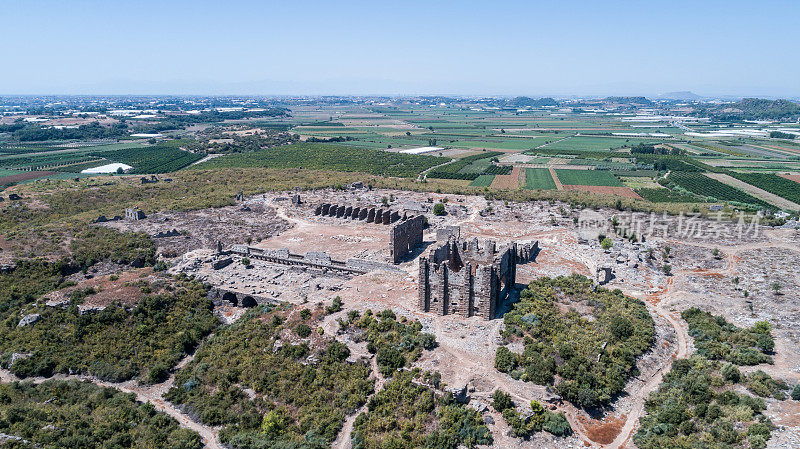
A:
<box><xmin>390</xmin><ymin>215</ymin><xmax>425</xmax><ymax>263</ymax></box>
<box><xmin>418</xmin><ymin>236</ymin><xmax>539</xmax><ymax>320</ymax></box>
<box><xmin>125</xmin><ymin>208</ymin><xmax>146</xmax><ymax>220</ymax></box>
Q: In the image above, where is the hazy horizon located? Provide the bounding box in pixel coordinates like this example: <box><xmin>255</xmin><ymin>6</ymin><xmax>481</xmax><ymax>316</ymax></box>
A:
<box><xmin>4</xmin><ymin>0</ymin><xmax>799</xmax><ymax>98</ymax></box>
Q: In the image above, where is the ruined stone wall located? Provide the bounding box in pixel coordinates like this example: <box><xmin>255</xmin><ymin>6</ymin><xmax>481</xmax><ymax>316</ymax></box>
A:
<box><xmin>390</xmin><ymin>215</ymin><xmax>424</xmax><ymax>264</ymax></box>
<box><xmin>125</xmin><ymin>208</ymin><xmax>145</xmax><ymax>221</ymax></box>
<box><xmin>418</xmin><ymin>236</ymin><xmax>538</xmax><ymax>320</ymax></box>
<box><xmin>313</xmin><ymin>203</ymin><xmax>400</xmax><ymax>225</ymax></box>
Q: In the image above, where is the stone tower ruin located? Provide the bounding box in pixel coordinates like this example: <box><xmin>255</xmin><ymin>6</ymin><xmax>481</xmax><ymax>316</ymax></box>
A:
<box><xmin>418</xmin><ymin>237</ymin><xmax>538</xmax><ymax>320</ymax></box>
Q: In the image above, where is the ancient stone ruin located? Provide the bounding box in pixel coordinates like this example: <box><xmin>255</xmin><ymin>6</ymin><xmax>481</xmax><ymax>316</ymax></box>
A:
<box><xmin>390</xmin><ymin>215</ymin><xmax>424</xmax><ymax>263</ymax></box>
<box><xmin>313</xmin><ymin>203</ymin><xmax>403</xmax><ymax>225</ymax></box>
<box><xmin>418</xmin><ymin>236</ymin><xmax>539</xmax><ymax>320</ymax></box>
<box><xmin>291</xmin><ymin>194</ymin><xmax>302</xmax><ymax>206</ymax></box>
<box><xmin>224</xmin><ymin>244</ymin><xmax>401</xmax><ymax>276</ymax></box>
<box><xmin>125</xmin><ymin>208</ymin><xmax>146</xmax><ymax>220</ymax></box>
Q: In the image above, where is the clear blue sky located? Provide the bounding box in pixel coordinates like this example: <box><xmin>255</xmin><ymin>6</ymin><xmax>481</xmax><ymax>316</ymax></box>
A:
<box><xmin>3</xmin><ymin>0</ymin><xmax>799</xmax><ymax>97</ymax></box>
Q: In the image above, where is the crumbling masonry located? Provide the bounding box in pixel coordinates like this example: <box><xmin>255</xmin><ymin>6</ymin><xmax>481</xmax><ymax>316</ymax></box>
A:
<box><xmin>314</xmin><ymin>203</ymin><xmax>403</xmax><ymax>225</ymax></box>
<box><xmin>390</xmin><ymin>215</ymin><xmax>425</xmax><ymax>263</ymax></box>
<box><xmin>418</xmin><ymin>237</ymin><xmax>538</xmax><ymax>319</ymax></box>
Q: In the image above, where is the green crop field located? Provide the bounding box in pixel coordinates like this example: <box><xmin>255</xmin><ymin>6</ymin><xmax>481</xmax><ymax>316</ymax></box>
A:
<box><xmin>194</xmin><ymin>142</ymin><xmax>443</xmax><ymax>178</ymax></box>
<box><xmin>728</xmin><ymin>172</ymin><xmax>800</xmax><ymax>205</ymax></box>
<box><xmin>98</xmin><ymin>146</ymin><xmax>203</xmax><ymax>174</ymax></box>
<box><xmin>427</xmin><ymin>151</ymin><xmax>503</xmax><ymax>180</ymax></box>
<box><xmin>469</xmin><ymin>174</ymin><xmax>495</xmax><ymax>187</ymax></box>
<box><xmin>445</xmin><ymin>138</ymin><xmax>540</xmax><ymax>150</ymax></box>
<box><xmin>523</xmin><ymin>168</ymin><xmax>557</xmax><ymax>190</ymax></box>
<box><xmin>555</xmin><ymin>169</ymin><xmax>623</xmax><ymax>186</ymax></box>
<box><xmin>543</xmin><ymin>136</ymin><xmax>658</xmax><ymax>152</ymax></box>
<box><xmin>667</xmin><ymin>172</ymin><xmax>771</xmax><ymax>208</ymax></box>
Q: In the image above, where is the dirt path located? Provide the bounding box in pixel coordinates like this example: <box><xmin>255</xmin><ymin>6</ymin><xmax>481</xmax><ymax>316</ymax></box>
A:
<box><xmin>607</xmin><ymin>231</ymin><xmax>800</xmax><ymax>448</ymax></box>
<box><xmin>419</xmin><ymin>158</ymin><xmax>456</xmax><ymax>181</ymax></box>
<box><xmin>549</xmin><ymin>167</ymin><xmax>564</xmax><ymax>190</ymax></box>
<box><xmin>0</xmin><ymin>355</ymin><xmax>223</xmax><ymax>449</ymax></box>
<box><xmin>332</xmin><ymin>354</ymin><xmax>385</xmax><ymax>449</ymax></box>
<box><xmin>605</xmin><ymin>284</ymin><xmax>689</xmax><ymax>449</ymax></box>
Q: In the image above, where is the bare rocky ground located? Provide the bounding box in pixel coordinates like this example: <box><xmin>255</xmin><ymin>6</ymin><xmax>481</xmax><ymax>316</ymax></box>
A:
<box><xmin>100</xmin><ymin>198</ymin><xmax>289</xmax><ymax>258</ymax></box>
<box><xmin>10</xmin><ymin>185</ymin><xmax>800</xmax><ymax>449</ymax></box>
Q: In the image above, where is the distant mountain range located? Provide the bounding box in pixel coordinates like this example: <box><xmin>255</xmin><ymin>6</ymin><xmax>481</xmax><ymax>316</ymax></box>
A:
<box><xmin>657</xmin><ymin>91</ymin><xmax>704</xmax><ymax>101</ymax></box>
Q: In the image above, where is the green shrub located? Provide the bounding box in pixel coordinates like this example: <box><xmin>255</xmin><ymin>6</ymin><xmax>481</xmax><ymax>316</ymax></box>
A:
<box><xmin>295</xmin><ymin>323</ymin><xmax>312</xmax><ymax>338</ymax></box>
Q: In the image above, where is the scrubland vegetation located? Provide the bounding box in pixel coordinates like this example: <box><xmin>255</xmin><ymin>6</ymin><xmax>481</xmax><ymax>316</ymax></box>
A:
<box><xmin>352</xmin><ymin>369</ymin><xmax>492</xmax><ymax>449</ymax></box>
<box><xmin>166</xmin><ymin>304</ymin><xmax>374</xmax><ymax>448</ymax></box>
<box><xmin>0</xmin><ymin>275</ymin><xmax>217</xmax><ymax>383</ymax></box>
<box><xmin>339</xmin><ymin>309</ymin><xmax>436</xmax><ymax>377</ymax></box>
<box><xmin>636</xmin><ymin>311</ymin><xmax>786</xmax><ymax>449</ymax></box>
<box><xmin>496</xmin><ymin>275</ymin><xmax>655</xmax><ymax>409</ymax></box>
<box><xmin>0</xmin><ymin>380</ymin><xmax>203</xmax><ymax>448</ymax></box>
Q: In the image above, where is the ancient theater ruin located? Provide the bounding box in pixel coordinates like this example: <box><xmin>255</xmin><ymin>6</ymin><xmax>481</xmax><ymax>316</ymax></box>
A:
<box><xmin>418</xmin><ymin>237</ymin><xmax>538</xmax><ymax>320</ymax></box>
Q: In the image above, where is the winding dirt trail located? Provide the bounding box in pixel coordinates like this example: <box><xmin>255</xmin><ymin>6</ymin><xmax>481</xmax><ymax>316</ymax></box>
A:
<box><xmin>607</xmin><ymin>231</ymin><xmax>800</xmax><ymax>448</ymax></box>
<box><xmin>332</xmin><ymin>357</ymin><xmax>385</xmax><ymax>449</ymax></box>
<box><xmin>0</xmin><ymin>355</ymin><xmax>223</xmax><ymax>449</ymax></box>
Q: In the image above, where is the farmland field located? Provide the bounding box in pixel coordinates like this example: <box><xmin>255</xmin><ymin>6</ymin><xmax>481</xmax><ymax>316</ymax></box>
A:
<box><xmin>555</xmin><ymin>169</ymin><xmax>623</xmax><ymax>186</ymax></box>
<box><xmin>523</xmin><ymin>168</ymin><xmax>557</xmax><ymax>190</ymax></box>
<box><xmin>542</xmin><ymin>136</ymin><xmax>659</xmax><ymax>152</ymax></box>
<box><xmin>98</xmin><ymin>146</ymin><xmax>204</xmax><ymax>174</ymax></box>
<box><xmin>667</xmin><ymin>172</ymin><xmax>772</xmax><ymax>208</ymax></box>
<box><xmin>635</xmin><ymin>188</ymin><xmax>703</xmax><ymax>203</ymax></box>
<box><xmin>469</xmin><ymin>174</ymin><xmax>495</xmax><ymax>187</ymax></box>
<box><xmin>727</xmin><ymin>172</ymin><xmax>800</xmax><ymax>206</ymax></box>
<box><xmin>562</xmin><ymin>185</ymin><xmax>643</xmax><ymax>199</ymax></box>
<box><xmin>195</xmin><ymin>142</ymin><xmax>443</xmax><ymax>178</ymax></box>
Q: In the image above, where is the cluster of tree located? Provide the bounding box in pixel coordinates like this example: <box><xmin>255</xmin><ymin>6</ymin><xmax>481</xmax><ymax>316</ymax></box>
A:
<box><xmin>495</xmin><ymin>274</ymin><xmax>655</xmax><ymax>409</ymax></box>
<box><xmin>630</xmin><ymin>143</ymin><xmax>685</xmax><ymax>155</ymax></box>
<box><xmin>306</xmin><ymin>135</ymin><xmax>354</xmax><ymax>143</ymax></box>
<box><xmin>635</xmin><ymin>309</ymin><xmax>790</xmax><ymax>449</ymax></box>
<box><xmin>427</xmin><ymin>151</ymin><xmax>505</xmax><ymax>180</ymax></box>
<box><xmin>352</xmin><ymin>369</ymin><xmax>492</xmax><ymax>449</ymax></box>
<box><xmin>770</xmin><ymin>131</ymin><xmax>796</xmax><ymax>139</ymax></box>
<box><xmin>0</xmin><ymin>275</ymin><xmax>217</xmax><ymax>383</ymax></box>
<box><xmin>339</xmin><ymin>309</ymin><xmax>436</xmax><ymax>377</ymax></box>
<box><xmin>183</xmin><ymin>131</ymin><xmax>299</xmax><ymax>154</ymax></box>
<box><xmin>682</xmin><ymin>307</ymin><xmax>774</xmax><ymax>365</ymax></box>
<box><xmin>491</xmin><ymin>390</ymin><xmax>571</xmax><ymax>438</ymax></box>
<box><xmin>696</xmin><ymin>98</ymin><xmax>800</xmax><ymax>120</ymax></box>
<box><xmin>0</xmin><ymin>380</ymin><xmax>203</xmax><ymax>448</ymax></box>
<box><xmin>166</xmin><ymin>303</ymin><xmax>374</xmax><ymax>448</ymax></box>
<box><xmin>506</xmin><ymin>97</ymin><xmax>559</xmax><ymax>108</ymax></box>
<box><xmin>10</xmin><ymin>122</ymin><xmax>129</xmax><ymax>142</ymax></box>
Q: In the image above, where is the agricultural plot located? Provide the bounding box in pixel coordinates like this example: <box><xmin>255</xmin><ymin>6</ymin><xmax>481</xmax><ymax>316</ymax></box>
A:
<box><xmin>667</xmin><ymin>172</ymin><xmax>772</xmax><ymax>209</ymax></box>
<box><xmin>98</xmin><ymin>146</ymin><xmax>203</xmax><ymax>174</ymax></box>
<box><xmin>427</xmin><ymin>151</ymin><xmax>503</xmax><ymax>180</ymax></box>
<box><xmin>620</xmin><ymin>176</ymin><xmax>661</xmax><ymax>189</ymax></box>
<box><xmin>195</xmin><ymin>142</ymin><xmax>443</xmax><ymax>178</ymax></box>
<box><xmin>554</xmin><ymin>169</ymin><xmax>623</xmax><ymax>186</ymax></box>
<box><xmin>728</xmin><ymin>172</ymin><xmax>800</xmax><ymax>206</ymax></box>
<box><xmin>468</xmin><ymin>174</ymin><xmax>495</xmax><ymax>187</ymax></box>
<box><xmin>443</xmin><ymin>138</ymin><xmax>541</xmax><ymax>151</ymax></box>
<box><xmin>542</xmin><ymin>136</ymin><xmax>656</xmax><ymax>152</ymax></box>
<box><xmin>635</xmin><ymin>188</ymin><xmax>702</xmax><ymax>203</ymax></box>
<box><xmin>523</xmin><ymin>168</ymin><xmax>557</xmax><ymax>190</ymax></box>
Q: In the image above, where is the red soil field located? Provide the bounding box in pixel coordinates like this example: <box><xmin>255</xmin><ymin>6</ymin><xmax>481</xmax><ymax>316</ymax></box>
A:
<box><xmin>0</xmin><ymin>171</ymin><xmax>56</xmax><ymax>185</ymax></box>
